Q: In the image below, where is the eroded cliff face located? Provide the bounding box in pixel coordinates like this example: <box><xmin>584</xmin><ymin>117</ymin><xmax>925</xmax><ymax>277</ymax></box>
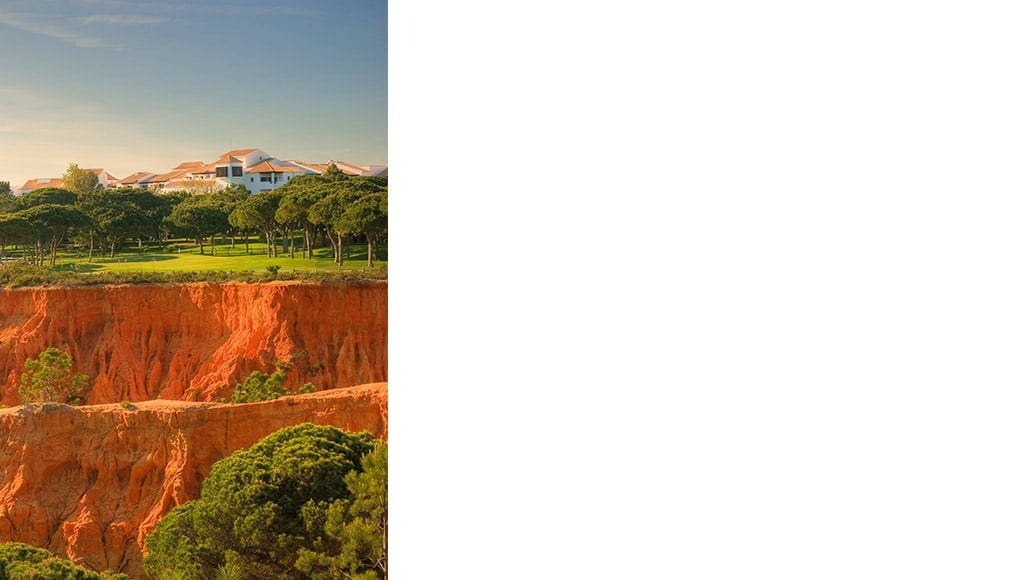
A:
<box><xmin>0</xmin><ymin>383</ymin><xmax>387</xmax><ymax>578</ymax></box>
<box><xmin>0</xmin><ymin>280</ymin><xmax>387</xmax><ymax>405</ymax></box>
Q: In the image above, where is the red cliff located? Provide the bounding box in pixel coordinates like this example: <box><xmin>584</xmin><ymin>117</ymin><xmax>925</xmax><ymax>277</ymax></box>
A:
<box><xmin>0</xmin><ymin>280</ymin><xmax>387</xmax><ymax>405</ymax></box>
<box><xmin>0</xmin><ymin>383</ymin><xmax>388</xmax><ymax>578</ymax></box>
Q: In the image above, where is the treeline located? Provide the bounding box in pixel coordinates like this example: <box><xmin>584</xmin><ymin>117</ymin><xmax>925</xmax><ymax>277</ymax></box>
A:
<box><xmin>0</xmin><ymin>164</ymin><xmax>387</xmax><ymax>267</ymax></box>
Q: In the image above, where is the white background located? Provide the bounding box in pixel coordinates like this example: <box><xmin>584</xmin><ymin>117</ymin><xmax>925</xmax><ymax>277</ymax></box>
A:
<box><xmin>389</xmin><ymin>1</ymin><xmax>1024</xmax><ymax>577</ymax></box>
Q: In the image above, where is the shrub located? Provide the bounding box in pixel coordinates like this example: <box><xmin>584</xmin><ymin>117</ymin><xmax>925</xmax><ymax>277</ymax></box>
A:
<box><xmin>19</xmin><ymin>347</ymin><xmax>88</xmax><ymax>405</ymax></box>
<box><xmin>0</xmin><ymin>542</ymin><xmax>128</xmax><ymax>579</ymax></box>
<box><xmin>0</xmin><ymin>264</ymin><xmax>386</xmax><ymax>288</ymax></box>
<box><xmin>229</xmin><ymin>370</ymin><xmax>287</xmax><ymax>403</ymax></box>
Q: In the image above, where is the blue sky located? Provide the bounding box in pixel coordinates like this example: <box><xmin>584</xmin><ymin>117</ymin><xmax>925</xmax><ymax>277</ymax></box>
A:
<box><xmin>0</xmin><ymin>0</ymin><xmax>387</xmax><ymax>188</ymax></box>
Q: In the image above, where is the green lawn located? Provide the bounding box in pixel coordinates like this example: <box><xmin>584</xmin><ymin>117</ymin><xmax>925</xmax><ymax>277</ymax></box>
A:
<box><xmin>37</xmin><ymin>238</ymin><xmax>387</xmax><ymax>274</ymax></box>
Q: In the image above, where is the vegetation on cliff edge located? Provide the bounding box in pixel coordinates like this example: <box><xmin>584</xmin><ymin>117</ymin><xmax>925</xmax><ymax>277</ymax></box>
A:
<box><xmin>0</xmin><ymin>542</ymin><xmax>128</xmax><ymax>579</ymax></box>
<box><xmin>0</xmin><ymin>261</ymin><xmax>386</xmax><ymax>288</ymax></box>
<box><xmin>19</xmin><ymin>347</ymin><xmax>88</xmax><ymax>405</ymax></box>
<box><xmin>229</xmin><ymin>368</ymin><xmax>316</xmax><ymax>403</ymax></box>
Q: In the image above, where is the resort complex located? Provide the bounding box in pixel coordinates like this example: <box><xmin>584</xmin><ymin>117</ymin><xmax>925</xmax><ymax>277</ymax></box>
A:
<box><xmin>13</xmin><ymin>148</ymin><xmax>387</xmax><ymax>196</ymax></box>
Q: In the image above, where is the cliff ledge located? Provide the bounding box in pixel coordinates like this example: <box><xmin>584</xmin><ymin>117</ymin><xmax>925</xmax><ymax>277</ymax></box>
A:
<box><xmin>0</xmin><ymin>383</ymin><xmax>387</xmax><ymax>578</ymax></box>
<box><xmin>0</xmin><ymin>280</ymin><xmax>387</xmax><ymax>405</ymax></box>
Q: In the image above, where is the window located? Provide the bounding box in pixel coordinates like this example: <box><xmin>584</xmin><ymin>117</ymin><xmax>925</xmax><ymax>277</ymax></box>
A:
<box><xmin>250</xmin><ymin>178</ymin><xmax>254</xmax><ymax>182</ymax></box>
<box><xmin>232</xmin><ymin>166</ymin><xmax>242</xmax><ymax>177</ymax></box>
<box><xmin>261</xmin><ymin>175</ymin><xmax>271</xmax><ymax>182</ymax></box>
<box><xmin>216</xmin><ymin>167</ymin><xmax>227</xmax><ymax>177</ymax></box>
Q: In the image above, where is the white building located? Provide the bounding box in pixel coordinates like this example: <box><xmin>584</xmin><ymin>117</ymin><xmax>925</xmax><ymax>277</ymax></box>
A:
<box><xmin>210</xmin><ymin>149</ymin><xmax>316</xmax><ymax>193</ymax></box>
<box><xmin>88</xmin><ymin>168</ymin><xmax>120</xmax><ymax>189</ymax></box>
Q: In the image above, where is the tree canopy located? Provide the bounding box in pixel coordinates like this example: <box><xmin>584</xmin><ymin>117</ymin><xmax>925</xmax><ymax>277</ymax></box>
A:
<box><xmin>0</xmin><ymin>542</ymin><xmax>127</xmax><ymax>579</ymax></box>
<box><xmin>0</xmin><ymin>214</ymin><xmax>33</xmax><ymax>260</ymax></box>
<box><xmin>295</xmin><ymin>444</ymin><xmax>388</xmax><ymax>579</ymax></box>
<box><xmin>167</xmin><ymin>195</ymin><xmax>230</xmax><ymax>255</ymax></box>
<box><xmin>0</xmin><ymin>184</ymin><xmax>15</xmax><ymax>213</ymax></box>
<box><xmin>19</xmin><ymin>347</ymin><xmax>88</xmax><ymax>405</ymax></box>
<box><xmin>143</xmin><ymin>424</ymin><xmax>385</xmax><ymax>579</ymax></box>
<box><xmin>0</xmin><ymin>170</ymin><xmax>386</xmax><ymax>267</ymax></box>
<box><xmin>18</xmin><ymin>203</ymin><xmax>92</xmax><ymax>265</ymax></box>
<box><xmin>339</xmin><ymin>192</ymin><xmax>387</xmax><ymax>268</ymax></box>
<box><xmin>18</xmin><ymin>187</ymin><xmax>76</xmax><ymax>209</ymax></box>
<box><xmin>61</xmin><ymin>163</ymin><xmax>101</xmax><ymax>196</ymax></box>
<box><xmin>229</xmin><ymin>190</ymin><xmax>283</xmax><ymax>257</ymax></box>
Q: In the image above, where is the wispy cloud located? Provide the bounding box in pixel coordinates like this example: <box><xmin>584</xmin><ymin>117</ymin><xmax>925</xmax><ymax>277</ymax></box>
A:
<box><xmin>83</xmin><ymin>14</ymin><xmax>165</xmax><ymax>25</ymax></box>
<box><xmin>0</xmin><ymin>12</ymin><xmax>104</xmax><ymax>47</ymax></box>
<box><xmin>61</xmin><ymin>0</ymin><xmax>318</xmax><ymax>17</ymax></box>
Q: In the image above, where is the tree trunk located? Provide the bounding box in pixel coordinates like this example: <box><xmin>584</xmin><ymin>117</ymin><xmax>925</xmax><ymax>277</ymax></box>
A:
<box><xmin>325</xmin><ymin>231</ymin><xmax>339</xmax><ymax>263</ymax></box>
<box><xmin>380</xmin><ymin>509</ymin><xmax>388</xmax><ymax>579</ymax></box>
<box><xmin>367</xmin><ymin>238</ymin><xmax>373</xmax><ymax>268</ymax></box>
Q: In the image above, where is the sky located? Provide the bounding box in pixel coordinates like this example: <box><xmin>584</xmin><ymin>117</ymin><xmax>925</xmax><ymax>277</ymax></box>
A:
<box><xmin>0</xmin><ymin>0</ymin><xmax>387</xmax><ymax>188</ymax></box>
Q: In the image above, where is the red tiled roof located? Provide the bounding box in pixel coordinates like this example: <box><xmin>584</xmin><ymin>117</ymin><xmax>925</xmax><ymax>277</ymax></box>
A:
<box><xmin>146</xmin><ymin>168</ymin><xmax>191</xmax><ymax>184</ymax></box>
<box><xmin>18</xmin><ymin>178</ymin><xmax>65</xmax><ymax>191</ymax></box>
<box><xmin>330</xmin><ymin>161</ymin><xmax>371</xmax><ymax>176</ymax></box>
<box><xmin>288</xmin><ymin>160</ymin><xmax>328</xmax><ymax>173</ymax></box>
<box><xmin>245</xmin><ymin>159</ymin><xmax>308</xmax><ymax>174</ymax></box>
<box><xmin>212</xmin><ymin>148</ymin><xmax>260</xmax><ymax>165</ymax></box>
<box><xmin>116</xmin><ymin>171</ymin><xmax>154</xmax><ymax>185</ymax></box>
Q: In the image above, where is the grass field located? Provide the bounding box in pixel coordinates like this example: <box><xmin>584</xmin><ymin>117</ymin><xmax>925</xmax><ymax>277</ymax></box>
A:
<box><xmin>13</xmin><ymin>237</ymin><xmax>387</xmax><ymax>275</ymax></box>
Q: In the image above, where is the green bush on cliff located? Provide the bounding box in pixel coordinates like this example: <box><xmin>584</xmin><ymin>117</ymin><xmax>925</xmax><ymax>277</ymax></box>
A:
<box><xmin>0</xmin><ymin>542</ymin><xmax>128</xmax><ymax>579</ymax></box>
<box><xmin>143</xmin><ymin>424</ymin><xmax>386</xmax><ymax>579</ymax></box>
<box><xmin>229</xmin><ymin>369</ymin><xmax>317</xmax><ymax>403</ymax></box>
<box><xmin>18</xmin><ymin>347</ymin><xmax>88</xmax><ymax>405</ymax></box>
<box><xmin>229</xmin><ymin>370</ymin><xmax>287</xmax><ymax>403</ymax></box>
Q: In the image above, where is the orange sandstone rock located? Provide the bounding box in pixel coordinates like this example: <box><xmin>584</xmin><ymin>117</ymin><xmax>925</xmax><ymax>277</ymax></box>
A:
<box><xmin>0</xmin><ymin>383</ymin><xmax>387</xmax><ymax>578</ymax></box>
<box><xmin>0</xmin><ymin>281</ymin><xmax>387</xmax><ymax>405</ymax></box>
